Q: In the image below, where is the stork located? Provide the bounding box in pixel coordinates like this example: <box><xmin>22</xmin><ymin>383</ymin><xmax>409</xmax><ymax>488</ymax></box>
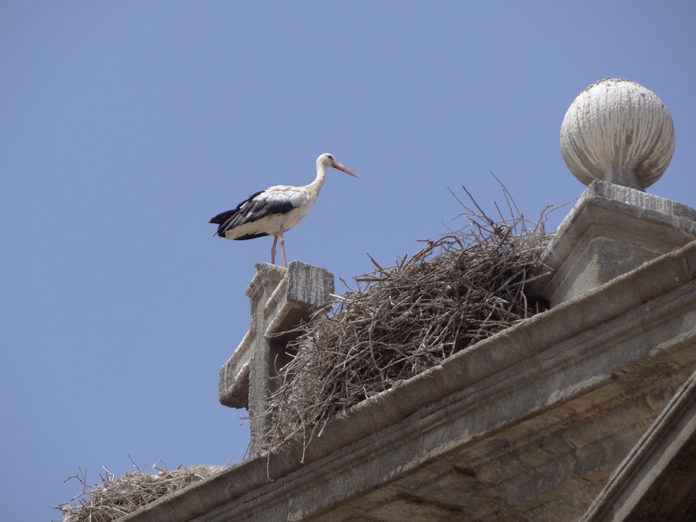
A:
<box><xmin>210</xmin><ymin>153</ymin><xmax>358</xmax><ymax>266</ymax></box>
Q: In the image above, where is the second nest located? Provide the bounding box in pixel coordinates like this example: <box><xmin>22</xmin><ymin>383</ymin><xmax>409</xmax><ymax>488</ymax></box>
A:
<box><xmin>262</xmin><ymin>204</ymin><xmax>551</xmax><ymax>456</ymax></box>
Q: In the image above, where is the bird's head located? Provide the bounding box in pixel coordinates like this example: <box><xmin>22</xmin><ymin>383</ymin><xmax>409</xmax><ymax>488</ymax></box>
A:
<box><xmin>317</xmin><ymin>153</ymin><xmax>358</xmax><ymax>177</ymax></box>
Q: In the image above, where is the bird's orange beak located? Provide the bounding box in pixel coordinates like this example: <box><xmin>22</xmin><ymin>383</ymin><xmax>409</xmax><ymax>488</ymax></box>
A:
<box><xmin>332</xmin><ymin>161</ymin><xmax>358</xmax><ymax>177</ymax></box>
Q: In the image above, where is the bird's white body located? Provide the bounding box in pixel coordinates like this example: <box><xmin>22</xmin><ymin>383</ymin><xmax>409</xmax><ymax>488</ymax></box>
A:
<box><xmin>210</xmin><ymin>153</ymin><xmax>356</xmax><ymax>266</ymax></box>
<box><xmin>224</xmin><ymin>184</ymin><xmax>320</xmax><ymax>240</ymax></box>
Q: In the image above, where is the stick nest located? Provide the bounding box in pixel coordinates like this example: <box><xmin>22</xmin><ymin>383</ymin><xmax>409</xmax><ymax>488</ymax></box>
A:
<box><xmin>58</xmin><ymin>465</ymin><xmax>222</xmax><ymax>522</ymax></box>
<box><xmin>261</xmin><ymin>191</ymin><xmax>553</xmax><ymax>457</ymax></box>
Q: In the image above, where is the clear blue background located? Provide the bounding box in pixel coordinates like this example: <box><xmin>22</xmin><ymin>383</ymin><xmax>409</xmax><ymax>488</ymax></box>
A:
<box><xmin>1</xmin><ymin>2</ymin><xmax>694</xmax><ymax>520</ymax></box>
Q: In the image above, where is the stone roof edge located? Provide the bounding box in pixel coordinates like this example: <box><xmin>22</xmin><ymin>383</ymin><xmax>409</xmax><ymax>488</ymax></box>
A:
<box><xmin>124</xmin><ymin>239</ymin><xmax>696</xmax><ymax>522</ymax></box>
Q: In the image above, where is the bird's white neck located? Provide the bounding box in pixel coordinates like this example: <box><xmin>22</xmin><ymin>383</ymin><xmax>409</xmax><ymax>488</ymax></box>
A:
<box><xmin>306</xmin><ymin>163</ymin><xmax>327</xmax><ymax>199</ymax></box>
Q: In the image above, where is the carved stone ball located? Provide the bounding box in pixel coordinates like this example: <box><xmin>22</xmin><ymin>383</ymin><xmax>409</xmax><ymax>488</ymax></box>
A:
<box><xmin>560</xmin><ymin>79</ymin><xmax>675</xmax><ymax>190</ymax></box>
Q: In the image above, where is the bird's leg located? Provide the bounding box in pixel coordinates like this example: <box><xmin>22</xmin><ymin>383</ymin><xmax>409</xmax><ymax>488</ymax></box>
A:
<box><xmin>279</xmin><ymin>234</ymin><xmax>288</xmax><ymax>267</ymax></box>
<box><xmin>271</xmin><ymin>236</ymin><xmax>278</xmax><ymax>265</ymax></box>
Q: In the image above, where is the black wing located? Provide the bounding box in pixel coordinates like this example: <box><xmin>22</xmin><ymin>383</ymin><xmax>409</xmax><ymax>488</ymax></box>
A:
<box><xmin>209</xmin><ymin>191</ymin><xmax>263</xmax><ymax>225</ymax></box>
<box><xmin>209</xmin><ymin>190</ymin><xmax>295</xmax><ymax>238</ymax></box>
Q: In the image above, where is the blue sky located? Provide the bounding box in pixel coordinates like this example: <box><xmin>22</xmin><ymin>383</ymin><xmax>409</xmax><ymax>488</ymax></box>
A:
<box><xmin>1</xmin><ymin>2</ymin><xmax>695</xmax><ymax>520</ymax></box>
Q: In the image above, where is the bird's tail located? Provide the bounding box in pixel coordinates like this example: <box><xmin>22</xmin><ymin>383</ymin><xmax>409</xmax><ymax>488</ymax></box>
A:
<box><xmin>209</xmin><ymin>209</ymin><xmax>237</xmax><ymax>225</ymax></box>
<box><xmin>209</xmin><ymin>209</ymin><xmax>238</xmax><ymax>238</ymax></box>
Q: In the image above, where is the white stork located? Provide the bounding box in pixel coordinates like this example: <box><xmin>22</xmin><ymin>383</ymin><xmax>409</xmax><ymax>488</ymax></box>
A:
<box><xmin>210</xmin><ymin>153</ymin><xmax>358</xmax><ymax>266</ymax></box>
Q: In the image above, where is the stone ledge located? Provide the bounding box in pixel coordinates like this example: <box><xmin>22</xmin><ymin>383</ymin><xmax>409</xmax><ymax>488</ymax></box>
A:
<box><xmin>128</xmin><ymin>240</ymin><xmax>696</xmax><ymax>522</ymax></box>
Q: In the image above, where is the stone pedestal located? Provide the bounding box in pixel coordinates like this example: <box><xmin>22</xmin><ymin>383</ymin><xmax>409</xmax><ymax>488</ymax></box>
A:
<box><xmin>536</xmin><ymin>181</ymin><xmax>696</xmax><ymax>306</ymax></box>
<box><xmin>218</xmin><ymin>261</ymin><xmax>334</xmax><ymax>456</ymax></box>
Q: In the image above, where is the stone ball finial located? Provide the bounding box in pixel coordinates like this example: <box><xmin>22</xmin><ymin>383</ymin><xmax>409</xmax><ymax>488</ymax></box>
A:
<box><xmin>560</xmin><ymin>78</ymin><xmax>675</xmax><ymax>190</ymax></box>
